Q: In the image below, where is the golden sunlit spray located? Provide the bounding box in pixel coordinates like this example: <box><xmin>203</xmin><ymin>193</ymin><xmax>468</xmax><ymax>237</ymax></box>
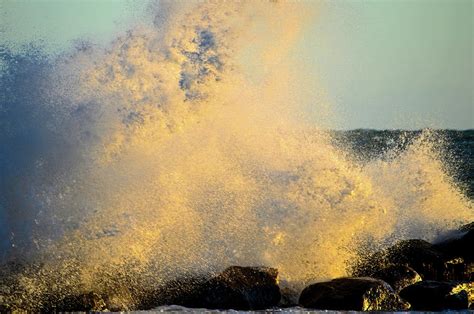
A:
<box><xmin>2</xmin><ymin>1</ymin><xmax>472</xmax><ymax>309</ymax></box>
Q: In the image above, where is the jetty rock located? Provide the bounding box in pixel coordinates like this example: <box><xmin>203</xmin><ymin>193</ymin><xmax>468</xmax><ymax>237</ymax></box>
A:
<box><xmin>433</xmin><ymin>222</ymin><xmax>474</xmax><ymax>280</ymax></box>
<box><xmin>198</xmin><ymin>266</ymin><xmax>281</xmax><ymax>310</ymax></box>
<box><xmin>400</xmin><ymin>280</ymin><xmax>472</xmax><ymax>310</ymax></box>
<box><xmin>150</xmin><ymin>266</ymin><xmax>281</xmax><ymax>310</ymax></box>
<box><xmin>364</xmin><ymin>239</ymin><xmax>446</xmax><ymax>280</ymax></box>
<box><xmin>370</xmin><ymin>265</ymin><xmax>422</xmax><ymax>292</ymax></box>
<box><xmin>354</xmin><ymin>237</ymin><xmax>472</xmax><ymax>281</ymax></box>
<box><xmin>298</xmin><ymin>277</ymin><xmax>409</xmax><ymax>311</ymax></box>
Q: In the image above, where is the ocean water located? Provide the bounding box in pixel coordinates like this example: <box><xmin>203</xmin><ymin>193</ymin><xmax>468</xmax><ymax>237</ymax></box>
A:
<box><xmin>0</xmin><ymin>1</ymin><xmax>472</xmax><ymax>311</ymax></box>
<box><xmin>332</xmin><ymin>129</ymin><xmax>474</xmax><ymax>200</ymax></box>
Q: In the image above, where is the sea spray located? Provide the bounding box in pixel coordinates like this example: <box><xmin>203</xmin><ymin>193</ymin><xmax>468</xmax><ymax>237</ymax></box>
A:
<box><xmin>0</xmin><ymin>1</ymin><xmax>472</xmax><ymax>310</ymax></box>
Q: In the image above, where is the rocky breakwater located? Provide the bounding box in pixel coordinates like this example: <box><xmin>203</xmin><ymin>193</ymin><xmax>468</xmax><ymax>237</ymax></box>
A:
<box><xmin>1</xmin><ymin>222</ymin><xmax>473</xmax><ymax>311</ymax></box>
<box><xmin>346</xmin><ymin>221</ymin><xmax>474</xmax><ymax>310</ymax></box>
<box><xmin>0</xmin><ymin>265</ymin><xmax>282</xmax><ymax>312</ymax></box>
<box><xmin>142</xmin><ymin>266</ymin><xmax>281</xmax><ymax>310</ymax></box>
<box><xmin>298</xmin><ymin>277</ymin><xmax>410</xmax><ymax>310</ymax></box>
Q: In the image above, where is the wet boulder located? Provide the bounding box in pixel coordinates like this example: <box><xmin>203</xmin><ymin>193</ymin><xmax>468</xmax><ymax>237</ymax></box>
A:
<box><xmin>49</xmin><ymin>291</ymin><xmax>107</xmax><ymax>312</ymax></box>
<box><xmin>298</xmin><ymin>277</ymin><xmax>409</xmax><ymax>311</ymax></box>
<box><xmin>433</xmin><ymin>222</ymin><xmax>474</xmax><ymax>280</ymax></box>
<box><xmin>378</xmin><ymin>239</ymin><xmax>447</xmax><ymax>280</ymax></box>
<box><xmin>370</xmin><ymin>265</ymin><xmax>422</xmax><ymax>292</ymax></box>
<box><xmin>151</xmin><ymin>266</ymin><xmax>281</xmax><ymax>310</ymax></box>
<box><xmin>196</xmin><ymin>266</ymin><xmax>281</xmax><ymax>310</ymax></box>
<box><xmin>400</xmin><ymin>280</ymin><xmax>472</xmax><ymax>310</ymax></box>
<box><xmin>436</xmin><ymin>222</ymin><xmax>474</xmax><ymax>260</ymax></box>
<box><xmin>354</xmin><ymin>239</ymin><xmax>449</xmax><ymax>281</ymax></box>
<box><xmin>279</xmin><ymin>285</ymin><xmax>300</xmax><ymax>307</ymax></box>
<box><xmin>140</xmin><ymin>274</ymin><xmax>210</xmax><ymax>309</ymax></box>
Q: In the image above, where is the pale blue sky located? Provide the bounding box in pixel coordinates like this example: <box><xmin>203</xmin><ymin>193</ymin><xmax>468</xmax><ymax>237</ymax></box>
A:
<box><xmin>1</xmin><ymin>0</ymin><xmax>472</xmax><ymax>129</ymax></box>
<box><xmin>306</xmin><ymin>0</ymin><xmax>473</xmax><ymax>129</ymax></box>
<box><xmin>1</xmin><ymin>0</ymin><xmax>148</xmax><ymax>52</ymax></box>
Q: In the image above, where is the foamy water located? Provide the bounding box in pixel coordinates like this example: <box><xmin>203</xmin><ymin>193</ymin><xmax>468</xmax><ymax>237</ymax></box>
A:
<box><xmin>0</xmin><ymin>1</ymin><xmax>472</xmax><ymax>309</ymax></box>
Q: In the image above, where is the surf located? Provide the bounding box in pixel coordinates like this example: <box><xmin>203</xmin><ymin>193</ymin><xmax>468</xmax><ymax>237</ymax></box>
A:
<box><xmin>0</xmin><ymin>1</ymin><xmax>472</xmax><ymax>309</ymax></box>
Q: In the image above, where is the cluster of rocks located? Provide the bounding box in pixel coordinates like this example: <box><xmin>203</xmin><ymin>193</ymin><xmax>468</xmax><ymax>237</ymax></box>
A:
<box><xmin>305</xmin><ymin>221</ymin><xmax>474</xmax><ymax>311</ymax></box>
<box><xmin>1</xmin><ymin>222</ymin><xmax>472</xmax><ymax>311</ymax></box>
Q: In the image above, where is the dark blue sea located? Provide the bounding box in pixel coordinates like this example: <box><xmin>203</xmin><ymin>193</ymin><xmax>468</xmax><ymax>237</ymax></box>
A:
<box><xmin>333</xmin><ymin>129</ymin><xmax>474</xmax><ymax>200</ymax></box>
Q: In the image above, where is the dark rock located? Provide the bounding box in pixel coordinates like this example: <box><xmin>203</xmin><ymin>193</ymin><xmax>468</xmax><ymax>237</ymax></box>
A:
<box><xmin>49</xmin><ymin>292</ymin><xmax>107</xmax><ymax>312</ymax></box>
<box><xmin>370</xmin><ymin>265</ymin><xmax>422</xmax><ymax>292</ymax></box>
<box><xmin>279</xmin><ymin>285</ymin><xmax>300</xmax><ymax>307</ymax></box>
<box><xmin>298</xmin><ymin>277</ymin><xmax>409</xmax><ymax>311</ymax></box>
<box><xmin>433</xmin><ymin>222</ymin><xmax>474</xmax><ymax>280</ymax></box>
<box><xmin>140</xmin><ymin>274</ymin><xmax>210</xmax><ymax>309</ymax></box>
<box><xmin>382</xmin><ymin>240</ymin><xmax>447</xmax><ymax>280</ymax></box>
<box><xmin>353</xmin><ymin>239</ymin><xmax>457</xmax><ymax>281</ymax></box>
<box><xmin>147</xmin><ymin>266</ymin><xmax>281</xmax><ymax>310</ymax></box>
<box><xmin>400</xmin><ymin>280</ymin><xmax>472</xmax><ymax>310</ymax></box>
<box><xmin>195</xmin><ymin>266</ymin><xmax>281</xmax><ymax>310</ymax></box>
